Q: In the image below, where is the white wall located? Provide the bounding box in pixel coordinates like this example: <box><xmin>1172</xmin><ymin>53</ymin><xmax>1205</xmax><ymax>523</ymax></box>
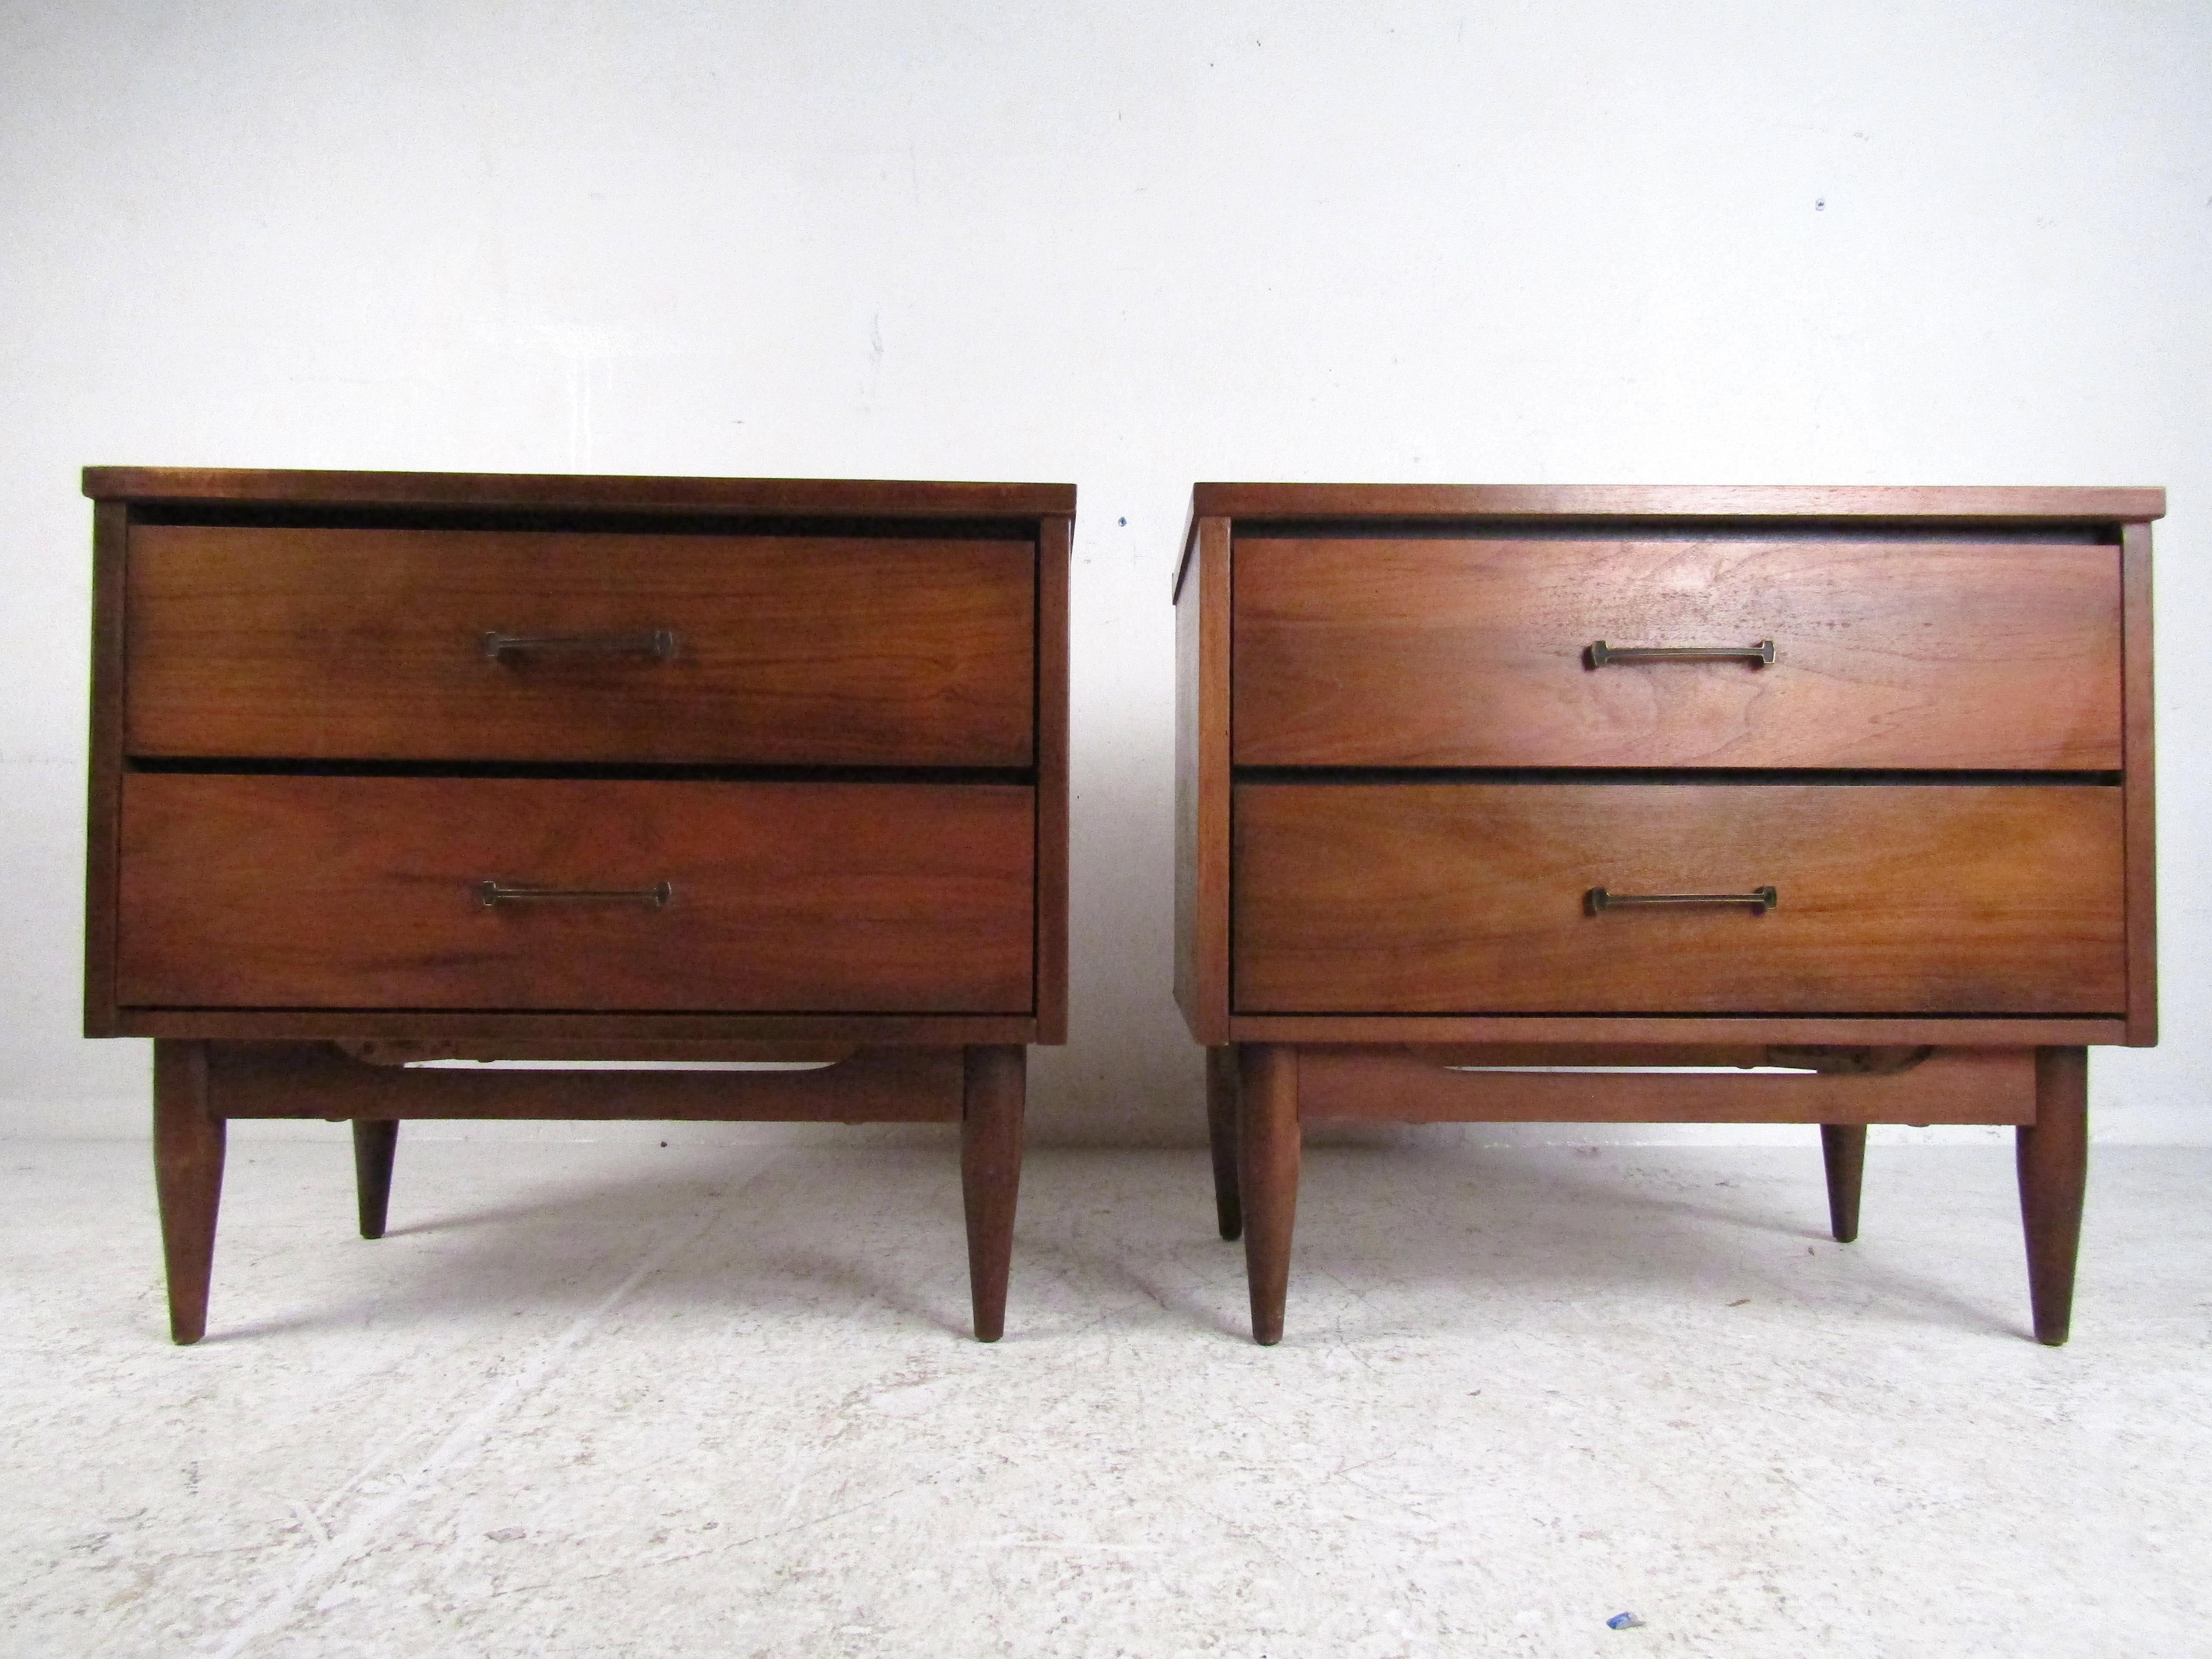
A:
<box><xmin>3</xmin><ymin>0</ymin><xmax>2206</xmax><ymax>1144</ymax></box>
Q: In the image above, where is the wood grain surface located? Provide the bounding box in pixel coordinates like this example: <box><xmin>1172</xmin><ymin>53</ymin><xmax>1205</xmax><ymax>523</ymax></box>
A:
<box><xmin>352</xmin><ymin>1120</ymin><xmax>398</xmax><ymax>1237</ymax></box>
<box><xmin>1205</xmin><ymin>1046</ymin><xmax>1243</xmax><ymax>1240</ymax></box>
<box><xmin>1224</xmin><ymin>1015</ymin><xmax>2126</xmax><ymax>1045</ymax></box>
<box><xmin>110</xmin><ymin>1008</ymin><xmax>1042</xmax><ymax>1045</ymax></box>
<box><xmin>119</xmin><ymin>775</ymin><xmax>1034</xmax><ymax>1012</ymax></box>
<box><xmin>1294</xmin><ymin>1045</ymin><xmax>2037</xmax><ymax>1124</ymax></box>
<box><xmin>2019</xmin><ymin>1046</ymin><xmax>2089</xmax><ymax>1344</ymax></box>
<box><xmin>152</xmin><ymin>1040</ymin><xmax>224</xmax><ymax>1344</ymax></box>
<box><xmin>1233</xmin><ymin>783</ymin><xmax>2124</xmax><ymax>1015</ymax></box>
<box><xmin>83</xmin><ymin>501</ymin><xmax>129</xmax><ymax>1035</ymax></box>
<box><xmin>960</xmin><ymin>1046</ymin><xmax>1026</xmax><ymax>1341</ymax></box>
<box><xmin>1237</xmin><ymin>1044</ymin><xmax>1299</xmax><ymax>1346</ymax></box>
<box><xmin>125</xmin><ymin>526</ymin><xmax>1036</xmax><ymax>766</ymax></box>
<box><xmin>1033</xmin><ymin>516</ymin><xmax>1072</xmax><ymax>1043</ymax></box>
<box><xmin>2121</xmin><ymin>522</ymin><xmax>2158</xmax><ymax>1044</ymax></box>
<box><xmin>1233</xmin><ymin>538</ymin><xmax>2122</xmax><ymax>769</ymax></box>
<box><xmin>1173</xmin><ymin>517</ymin><xmax>1232</xmax><ymax>1042</ymax></box>
<box><xmin>1821</xmin><ymin>1124</ymin><xmax>1867</xmax><ymax>1242</ymax></box>
<box><xmin>206</xmin><ymin>1041</ymin><xmax>966</xmax><ymax>1122</ymax></box>
<box><xmin>85</xmin><ymin>467</ymin><xmax>1074</xmax><ymax>518</ymax></box>
<box><xmin>1190</xmin><ymin>483</ymin><xmax>2164</xmax><ymax>523</ymax></box>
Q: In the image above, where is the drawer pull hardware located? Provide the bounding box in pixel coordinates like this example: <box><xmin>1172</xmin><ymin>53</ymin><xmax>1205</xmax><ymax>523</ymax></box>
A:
<box><xmin>482</xmin><ymin>629</ymin><xmax>678</xmax><ymax>662</ymax></box>
<box><xmin>479</xmin><ymin>880</ymin><xmax>674</xmax><ymax>908</ymax></box>
<box><xmin>1588</xmin><ymin>885</ymin><xmax>1777</xmax><ymax>915</ymax></box>
<box><xmin>1587</xmin><ymin>639</ymin><xmax>1774</xmax><ymax>667</ymax></box>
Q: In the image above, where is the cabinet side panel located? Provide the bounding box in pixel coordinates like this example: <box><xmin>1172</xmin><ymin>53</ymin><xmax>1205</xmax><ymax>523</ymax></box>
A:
<box><xmin>1174</xmin><ymin>517</ymin><xmax>1231</xmax><ymax>1043</ymax></box>
<box><xmin>84</xmin><ymin>501</ymin><xmax>128</xmax><ymax>1035</ymax></box>
<box><xmin>2122</xmin><ymin>522</ymin><xmax>2157</xmax><ymax>1044</ymax></box>
<box><xmin>1035</xmin><ymin>517</ymin><xmax>1071</xmax><ymax>1042</ymax></box>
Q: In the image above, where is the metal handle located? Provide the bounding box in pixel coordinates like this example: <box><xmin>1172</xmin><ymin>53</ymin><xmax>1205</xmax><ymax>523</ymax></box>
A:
<box><xmin>479</xmin><ymin>880</ymin><xmax>674</xmax><ymax>908</ymax></box>
<box><xmin>1588</xmin><ymin>639</ymin><xmax>1774</xmax><ymax>667</ymax></box>
<box><xmin>483</xmin><ymin>629</ymin><xmax>678</xmax><ymax>662</ymax></box>
<box><xmin>1588</xmin><ymin>885</ymin><xmax>1777</xmax><ymax>915</ymax></box>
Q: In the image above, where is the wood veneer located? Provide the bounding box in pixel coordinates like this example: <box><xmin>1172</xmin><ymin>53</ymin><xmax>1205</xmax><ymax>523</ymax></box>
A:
<box><xmin>1175</xmin><ymin>481</ymin><xmax>2161</xmax><ymax>1347</ymax></box>
<box><xmin>1232</xmin><ymin>782</ymin><xmax>2124</xmax><ymax>1015</ymax></box>
<box><xmin>126</xmin><ymin>527</ymin><xmax>1036</xmax><ymax>766</ymax></box>
<box><xmin>118</xmin><ymin>775</ymin><xmax>1035</xmax><ymax>1012</ymax></box>
<box><xmin>90</xmin><ymin>467</ymin><xmax>1072</xmax><ymax>1344</ymax></box>
<box><xmin>1233</xmin><ymin>538</ymin><xmax>2121</xmax><ymax>770</ymax></box>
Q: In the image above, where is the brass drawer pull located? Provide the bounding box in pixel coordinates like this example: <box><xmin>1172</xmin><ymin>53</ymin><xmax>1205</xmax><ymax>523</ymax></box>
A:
<box><xmin>1588</xmin><ymin>639</ymin><xmax>1774</xmax><ymax>667</ymax></box>
<box><xmin>1589</xmin><ymin>885</ymin><xmax>1777</xmax><ymax>915</ymax></box>
<box><xmin>483</xmin><ymin>629</ymin><xmax>678</xmax><ymax>662</ymax></box>
<box><xmin>479</xmin><ymin>880</ymin><xmax>674</xmax><ymax>908</ymax></box>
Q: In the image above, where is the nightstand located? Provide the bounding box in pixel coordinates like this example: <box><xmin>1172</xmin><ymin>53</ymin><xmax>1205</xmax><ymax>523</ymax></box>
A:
<box><xmin>1173</xmin><ymin>484</ymin><xmax>2159</xmax><ymax>1345</ymax></box>
<box><xmin>85</xmin><ymin>467</ymin><xmax>1070</xmax><ymax>1344</ymax></box>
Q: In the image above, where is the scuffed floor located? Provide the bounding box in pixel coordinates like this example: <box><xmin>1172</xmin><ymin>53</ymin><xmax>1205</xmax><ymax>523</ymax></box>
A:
<box><xmin>2</xmin><ymin>1136</ymin><xmax>2206</xmax><ymax>1657</ymax></box>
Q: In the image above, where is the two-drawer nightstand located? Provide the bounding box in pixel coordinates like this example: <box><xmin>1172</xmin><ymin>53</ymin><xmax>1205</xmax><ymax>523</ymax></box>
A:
<box><xmin>85</xmin><ymin>468</ymin><xmax>1070</xmax><ymax>1344</ymax></box>
<box><xmin>1174</xmin><ymin>484</ymin><xmax>2160</xmax><ymax>1345</ymax></box>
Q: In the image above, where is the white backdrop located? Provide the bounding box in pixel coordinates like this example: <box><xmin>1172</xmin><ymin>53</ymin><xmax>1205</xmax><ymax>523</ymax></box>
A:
<box><xmin>3</xmin><ymin>0</ymin><xmax>2206</xmax><ymax>1143</ymax></box>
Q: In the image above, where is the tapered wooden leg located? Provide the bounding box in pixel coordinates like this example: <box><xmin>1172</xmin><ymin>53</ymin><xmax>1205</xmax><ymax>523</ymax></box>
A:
<box><xmin>152</xmin><ymin>1039</ymin><xmax>225</xmax><ymax>1345</ymax></box>
<box><xmin>352</xmin><ymin>1120</ymin><xmax>398</xmax><ymax>1240</ymax></box>
<box><xmin>2018</xmin><ymin>1046</ymin><xmax>2088</xmax><ymax>1346</ymax></box>
<box><xmin>960</xmin><ymin>1045</ymin><xmax>1025</xmax><ymax>1343</ymax></box>
<box><xmin>1819</xmin><ymin>1124</ymin><xmax>1866</xmax><ymax>1243</ymax></box>
<box><xmin>1237</xmin><ymin>1044</ymin><xmax>1300</xmax><ymax>1346</ymax></box>
<box><xmin>1205</xmin><ymin>1046</ymin><xmax>1243</xmax><ymax>1240</ymax></box>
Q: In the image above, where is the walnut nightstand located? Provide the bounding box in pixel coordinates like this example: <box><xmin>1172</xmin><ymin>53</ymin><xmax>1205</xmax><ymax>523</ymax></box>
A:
<box><xmin>86</xmin><ymin>467</ymin><xmax>1070</xmax><ymax>1344</ymax></box>
<box><xmin>1173</xmin><ymin>483</ymin><xmax>2158</xmax><ymax>1345</ymax></box>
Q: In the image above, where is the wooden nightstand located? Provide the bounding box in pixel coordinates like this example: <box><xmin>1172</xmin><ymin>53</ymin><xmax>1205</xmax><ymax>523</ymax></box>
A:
<box><xmin>85</xmin><ymin>467</ymin><xmax>1071</xmax><ymax>1344</ymax></box>
<box><xmin>1173</xmin><ymin>484</ymin><xmax>2160</xmax><ymax>1345</ymax></box>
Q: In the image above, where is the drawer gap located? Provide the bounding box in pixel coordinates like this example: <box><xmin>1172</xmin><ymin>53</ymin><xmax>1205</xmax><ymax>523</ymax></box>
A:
<box><xmin>127</xmin><ymin>757</ymin><xmax>1036</xmax><ymax>786</ymax></box>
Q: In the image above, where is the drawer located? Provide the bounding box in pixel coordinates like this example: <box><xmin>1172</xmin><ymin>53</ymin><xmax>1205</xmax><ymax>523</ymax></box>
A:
<box><xmin>125</xmin><ymin>526</ymin><xmax>1036</xmax><ymax>766</ymax></box>
<box><xmin>1232</xmin><ymin>782</ymin><xmax>2124</xmax><ymax>1014</ymax></box>
<box><xmin>1232</xmin><ymin>538</ymin><xmax>2121</xmax><ymax>769</ymax></box>
<box><xmin>117</xmin><ymin>775</ymin><xmax>1035</xmax><ymax>1011</ymax></box>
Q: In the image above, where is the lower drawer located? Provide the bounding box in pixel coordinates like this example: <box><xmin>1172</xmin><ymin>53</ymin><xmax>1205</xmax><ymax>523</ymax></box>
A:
<box><xmin>117</xmin><ymin>775</ymin><xmax>1034</xmax><ymax>1012</ymax></box>
<box><xmin>1232</xmin><ymin>783</ymin><xmax>2124</xmax><ymax>1015</ymax></box>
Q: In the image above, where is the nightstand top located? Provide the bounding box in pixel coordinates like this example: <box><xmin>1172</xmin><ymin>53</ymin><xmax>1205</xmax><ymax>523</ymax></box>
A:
<box><xmin>1186</xmin><ymin>482</ymin><xmax>2164</xmax><ymax>523</ymax></box>
<box><xmin>83</xmin><ymin>467</ymin><xmax>1076</xmax><ymax>520</ymax></box>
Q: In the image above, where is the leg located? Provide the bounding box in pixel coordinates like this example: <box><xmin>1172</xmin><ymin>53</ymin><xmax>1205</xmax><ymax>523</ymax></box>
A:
<box><xmin>1237</xmin><ymin>1044</ymin><xmax>1300</xmax><ymax>1346</ymax></box>
<box><xmin>152</xmin><ymin>1039</ymin><xmax>225</xmax><ymax>1345</ymax></box>
<box><xmin>1819</xmin><ymin>1124</ymin><xmax>1866</xmax><ymax>1243</ymax></box>
<box><xmin>960</xmin><ymin>1045</ymin><xmax>1025</xmax><ymax>1342</ymax></box>
<box><xmin>1205</xmin><ymin>1046</ymin><xmax>1243</xmax><ymax>1240</ymax></box>
<box><xmin>2018</xmin><ymin>1046</ymin><xmax>2088</xmax><ymax>1346</ymax></box>
<box><xmin>352</xmin><ymin>1119</ymin><xmax>399</xmax><ymax>1240</ymax></box>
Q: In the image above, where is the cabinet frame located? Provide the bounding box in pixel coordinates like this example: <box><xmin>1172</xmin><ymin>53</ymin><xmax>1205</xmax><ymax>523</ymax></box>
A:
<box><xmin>1173</xmin><ymin>482</ymin><xmax>2162</xmax><ymax>1346</ymax></box>
<box><xmin>87</xmin><ymin>467</ymin><xmax>1073</xmax><ymax>1344</ymax></box>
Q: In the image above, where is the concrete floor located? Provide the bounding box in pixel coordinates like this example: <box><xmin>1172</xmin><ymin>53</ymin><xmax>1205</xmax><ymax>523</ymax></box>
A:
<box><xmin>2</xmin><ymin>1134</ymin><xmax>2206</xmax><ymax>1657</ymax></box>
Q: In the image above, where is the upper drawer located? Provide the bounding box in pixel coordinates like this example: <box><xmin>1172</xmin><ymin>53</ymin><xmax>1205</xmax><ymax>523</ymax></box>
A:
<box><xmin>124</xmin><ymin>526</ymin><xmax>1036</xmax><ymax>765</ymax></box>
<box><xmin>1232</xmin><ymin>538</ymin><xmax>2121</xmax><ymax>769</ymax></box>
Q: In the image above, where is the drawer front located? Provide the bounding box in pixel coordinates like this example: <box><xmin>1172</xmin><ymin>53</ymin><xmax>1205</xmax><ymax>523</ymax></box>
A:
<box><xmin>1232</xmin><ymin>783</ymin><xmax>2123</xmax><ymax>1014</ymax></box>
<box><xmin>117</xmin><ymin>775</ymin><xmax>1034</xmax><ymax>1011</ymax></box>
<box><xmin>1232</xmin><ymin>538</ymin><xmax>2121</xmax><ymax>769</ymax></box>
<box><xmin>125</xmin><ymin>527</ymin><xmax>1036</xmax><ymax>765</ymax></box>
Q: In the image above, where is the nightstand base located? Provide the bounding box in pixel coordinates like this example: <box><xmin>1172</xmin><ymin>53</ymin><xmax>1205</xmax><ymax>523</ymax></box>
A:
<box><xmin>1209</xmin><ymin>1042</ymin><xmax>2088</xmax><ymax>1348</ymax></box>
<box><xmin>150</xmin><ymin>1039</ymin><xmax>1026</xmax><ymax>1345</ymax></box>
